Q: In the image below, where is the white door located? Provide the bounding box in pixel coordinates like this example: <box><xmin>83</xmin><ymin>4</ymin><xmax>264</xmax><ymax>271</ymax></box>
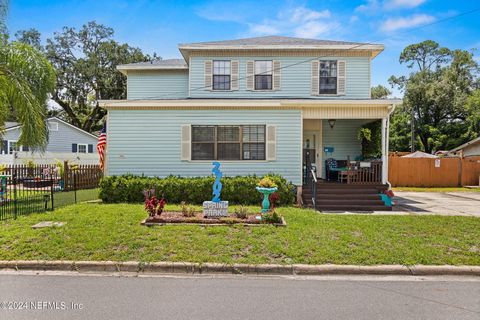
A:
<box><xmin>303</xmin><ymin>130</ymin><xmax>322</xmax><ymax>178</ymax></box>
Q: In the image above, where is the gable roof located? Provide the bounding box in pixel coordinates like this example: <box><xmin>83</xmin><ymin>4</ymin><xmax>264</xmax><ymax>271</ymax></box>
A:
<box><xmin>448</xmin><ymin>136</ymin><xmax>480</xmax><ymax>153</ymax></box>
<box><xmin>180</xmin><ymin>36</ymin><xmax>365</xmax><ymax>47</ymax></box>
<box><xmin>179</xmin><ymin>35</ymin><xmax>384</xmax><ymax>60</ymax></box>
<box><xmin>116</xmin><ymin>58</ymin><xmax>188</xmax><ymax>73</ymax></box>
<box><xmin>4</xmin><ymin>117</ymin><xmax>98</xmax><ymax>140</ymax></box>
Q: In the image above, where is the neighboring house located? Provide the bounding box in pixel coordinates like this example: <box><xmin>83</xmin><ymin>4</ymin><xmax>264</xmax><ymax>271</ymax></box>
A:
<box><xmin>448</xmin><ymin>136</ymin><xmax>480</xmax><ymax>157</ymax></box>
<box><xmin>100</xmin><ymin>36</ymin><xmax>401</xmax><ymax>209</ymax></box>
<box><xmin>0</xmin><ymin>117</ymin><xmax>99</xmax><ymax>164</ymax></box>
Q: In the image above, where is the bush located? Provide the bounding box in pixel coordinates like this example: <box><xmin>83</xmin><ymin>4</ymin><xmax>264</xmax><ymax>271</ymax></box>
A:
<box><xmin>262</xmin><ymin>210</ymin><xmax>283</xmax><ymax>224</ymax></box>
<box><xmin>99</xmin><ymin>174</ymin><xmax>296</xmax><ymax>206</ymax></box>
<box><xmin>233</xmin><ymin>205</ymin><xmax>250</xmax><ymax>219</ymax></box>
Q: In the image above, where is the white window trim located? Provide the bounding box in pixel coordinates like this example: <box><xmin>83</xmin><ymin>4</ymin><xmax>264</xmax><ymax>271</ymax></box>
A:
<box><xmin>319</xmin><ymin>60</ymin><xmax>338</xmax><ymax>96</ymax></box>
<box><xmin>77</xmin><ymin>143</ymin><xmax>88</xmax><ymax>154</ymax></box>
<box><xmin>254</xmin><ymin>60</ymin><xmax>273</xmax><ymax>91</ymax></box>
<box><xmin>48</xmin><ymin>122</ymin><xmax>59</xmax><ymax>131</ymax></box>
<box><xmin>8</xmin><ymin>140</ymin><xmax>22</xmax><ymax>154</ymax></box>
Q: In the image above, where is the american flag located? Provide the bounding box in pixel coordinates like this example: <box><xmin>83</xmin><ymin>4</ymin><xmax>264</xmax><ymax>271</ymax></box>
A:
<box><xmin>97</xmin><ymin>124</ymin><xmax>107</xmax><ymax>170</ymax></box>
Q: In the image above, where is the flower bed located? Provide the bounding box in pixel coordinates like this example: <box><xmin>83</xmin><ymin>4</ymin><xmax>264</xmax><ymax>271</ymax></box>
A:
<box><xmin>141</xmin><ymin>211</ymin><xmax>286</xmax><ymax>226</ymax></box>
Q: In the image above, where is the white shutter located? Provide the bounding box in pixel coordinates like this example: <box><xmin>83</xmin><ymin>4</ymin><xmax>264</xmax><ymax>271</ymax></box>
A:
<box><xmin>204</xmin><ymin>60</ymin><xmax>212</xmax><ymax>90</ymax></box>
<box><xmin>181</xmin><ymin>125</ymin><xmax>191</xmax><ymax>161</ymax></box>
<box><xmin>246</xmin><ymin>60</ymin><xmax>254</xmax><ymax>90</ymax></box>
<box><xmin>311</xmin><ymin>60</ymin><xmax>319</xmax><ymax>96</ymax></box>
<box><xmin>272</xmin><ymin>60</ymin><xmax>281</xmax><ymax>91</ymax></box>
<box><xmin>337</xmin><ymin>60</ymin><xmax>346</xmax><ymax>95</ymax></box>
<box><xmin>266</xmin><ymin>125</ymin><xmax>276</xmax><ymax>161</ymax></box>
<box><xmin>231</xmin><ymin>60</ymin><xmax>239</xmax><ymax>91</ymax></box>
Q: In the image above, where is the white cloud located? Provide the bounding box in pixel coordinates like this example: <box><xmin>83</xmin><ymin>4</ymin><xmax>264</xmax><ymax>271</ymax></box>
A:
<box><xmin>384</xmin><ymin>0</ymin><xmax>426</xmax><ymax>9</ymax></box>
<box><xmin>196</xmin><ymin>4</ymin><xmax>338</xmax><ymax>39</ymax></box>
<box><xmin>355</xmin><ymin>0</ymin><xmax>426</xmax><ymax>13</ymax></box>
<box><xmin>248</xmin><ymin>6</ymin><xmax>337</xmax><ymax>38</ymax></box>
<box><xmin>380</xmin><ymin>14</ymin><xmax>435</xmax><ymax>32</ymax></box>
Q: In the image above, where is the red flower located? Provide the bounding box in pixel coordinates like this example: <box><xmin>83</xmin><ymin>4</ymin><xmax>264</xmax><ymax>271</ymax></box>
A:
<box><xmin>144</xmin><ymin>195</ymin><xmax>167</xmax><ymax>217</ymax></box>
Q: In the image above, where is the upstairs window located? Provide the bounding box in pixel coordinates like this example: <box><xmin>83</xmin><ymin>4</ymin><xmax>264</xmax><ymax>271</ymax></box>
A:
<box><xmin>254</xmin><ymin>60</ymin><xmax>273</xmax><ymax>90</ymax></box>
<box><xmin>191</xmin><ymin>125</ymin><xmax>265</xmax><ymax>160</ymax></box>
<box><xmin>319</xmin><ymin>60</ymin><xmax>337</xmax><ymax>94</ymax></box>
<box><xmin>213</xmin><ymin>60</ymin><xmax>231</xmax><ymax>90</ymax></box>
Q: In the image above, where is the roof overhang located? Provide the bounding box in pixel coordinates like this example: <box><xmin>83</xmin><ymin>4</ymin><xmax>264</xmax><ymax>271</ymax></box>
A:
<box><xmin>99</xmin><ymin>99</ymin><xmax>400</xmax><ymax>119</ymax></box>
<box><xmin>179</xmin><ymin>44</ymin><xmax>385</xmax><ymax>61</ymax></box>
<box><xmin>116</xmin><ymin>65</ymin><xmax>189</xmax><ymax>75</ymax></box>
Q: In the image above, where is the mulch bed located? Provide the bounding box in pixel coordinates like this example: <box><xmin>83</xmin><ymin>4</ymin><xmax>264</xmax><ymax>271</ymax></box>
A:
<box><xmin>141</xmin><ymin>211</ymin><xmax>286</xmax><ymax>227</ymax></box>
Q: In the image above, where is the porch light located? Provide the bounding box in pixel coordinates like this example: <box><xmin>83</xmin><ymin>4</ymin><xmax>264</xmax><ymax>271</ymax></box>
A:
<box><xmin>328</xmin><ymin>119</ymin><xmax>336</xmax><ymax>129</ymax></box>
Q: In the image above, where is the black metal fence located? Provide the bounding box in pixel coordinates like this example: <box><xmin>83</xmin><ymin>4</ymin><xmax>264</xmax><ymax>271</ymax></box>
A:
<box><xmin>0</xmin><ymin>165</ymin><xmax>102</xmax><ymax>221</ymax></box>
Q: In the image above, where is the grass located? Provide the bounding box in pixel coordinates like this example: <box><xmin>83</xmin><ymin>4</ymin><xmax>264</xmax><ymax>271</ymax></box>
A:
<box><xmin>0</xmin><ymin>203</ymin><xmax>479</xmax><ymax>266</ymax></box>
<box><xmin>393</xmin><ymin>187</ymin><xmax>480</xmax><ymax>192</ymax></box>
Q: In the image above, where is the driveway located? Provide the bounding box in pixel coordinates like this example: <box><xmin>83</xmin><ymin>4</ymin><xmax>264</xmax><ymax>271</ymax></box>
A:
<box><xmin>393</xmin><ymin>191</ymin><xmax>480</xmax><ymax>216</ymax></box>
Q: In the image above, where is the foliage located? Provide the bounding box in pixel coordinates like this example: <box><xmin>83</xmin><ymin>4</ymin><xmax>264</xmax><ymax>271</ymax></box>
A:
<box><xmin>268</xmin><ymin>192</ymin><xmax>280</xmax><ymax>210</ymax></box>
<box><xmin>144</xmin><ymin>195</ymin><xmax>166</xmax><ymax>217</ymax></box>
<box><xmin>180</xmin><ymin>201</ymin><xmax>196</xmax><ymax>217</ymax></box>
<box><xmin>1</xmin><ymin>203</ymin><xmax>480</xmax><ymax>265</ymax></box>
<box><xmin>25</xmin><ymin>159</ymin><xmax>35</xmax><ymax>169</ymax></box>
<box><xmin>262</xmin><ymin>210</ymin><xmax>282</xmax><ymax>224</ymax></box>
<box><xmin>389</xmin><ymin>40</ymin><xmax>480</xmax><ymax>153</ymax></box>
<box><xmin>233</xmin><ymin>205</ymin><xmax>250</xmax><ymax>219</ymax></box>
<box><xmin>389</xmin><ymin>104</ymin><xmax>413</xmax><ymax>151</ymax></box>
<box><xmin>99</xmin><ymin>174</ymin><xmax>296</xmax><ymax>206</ymax></box>
<box><xmin>257</xmin><ymin>177</ymin><xmax>277</xmax><ymax>188</ymax></box>
<box><xmin>357</xmin><ymin>120</ymin><xmax>381</xmax><ymax>158</ymax></box>
<box><xmin>0</xmin><ymin>42</ymin><xmax>55</xmax><ymax>149</ymax></box>
<box><xmin>55</xmin><ymin>160</ymin><xmax>65</xmax><ymax>177</ymax></box>
<box><xmin>370</xmin><ymin>85</ymin><xmax>391</xmax><ymax>99</ymax></box>
<box><xmin>14</xmin><ymin>22</ymin><xmax>155</xmax><ymax>132</ymax></box>
<box><xmin>0</xmin><ymin>0</ymin><xmax>7</xmax><ymax>39</ymax></box>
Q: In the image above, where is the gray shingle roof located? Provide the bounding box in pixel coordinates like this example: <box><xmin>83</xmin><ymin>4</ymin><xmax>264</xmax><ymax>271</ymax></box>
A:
<box><xmin>180</xmin><ymin>36</ymin><xmax>366</xmax><ymax>47</ymax></box>
<box><xmin>117</xmin><ymin>58</ymin><xmax>187</xmax><ymax>70</ymax></box>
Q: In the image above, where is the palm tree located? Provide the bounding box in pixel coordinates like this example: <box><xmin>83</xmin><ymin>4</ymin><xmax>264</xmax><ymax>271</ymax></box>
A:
<box><xmin>0</xmin><ymin>0</ymin><xmax>55</xmax><ymax>149</ymax></box>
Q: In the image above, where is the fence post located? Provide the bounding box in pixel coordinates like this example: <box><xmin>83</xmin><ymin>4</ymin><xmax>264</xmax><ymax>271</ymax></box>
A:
<box><xmin>51</xmin><ymin>171</ymin><xmax>55</xmax><ymax>211</ymax></box>
<box><xmin>74</xmin><ymin>170</ymin><xmax>77</xmax><ymax>204</ymax></box>
<box><xmin>13</xmin><ymin>173</ymin><xmax>17</xmax><ymax>219</ymax></box>
<box><xmin>63</xmin><ymin>161</ymin><xmax>69</xmax><ymax>191</ymax></box>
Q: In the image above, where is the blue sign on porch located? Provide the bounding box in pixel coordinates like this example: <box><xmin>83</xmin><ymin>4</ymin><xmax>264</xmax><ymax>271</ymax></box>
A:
<box><xmin>324</xmin><ymin>147</ymin><xmax>334</xmax><ymax>153</ymax></box>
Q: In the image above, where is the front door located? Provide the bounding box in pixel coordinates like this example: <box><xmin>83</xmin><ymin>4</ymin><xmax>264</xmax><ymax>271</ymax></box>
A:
<box><xmin>303</xmin><ymin>130</ymin><xmax>322</xmax><ymax>181</ymax></box>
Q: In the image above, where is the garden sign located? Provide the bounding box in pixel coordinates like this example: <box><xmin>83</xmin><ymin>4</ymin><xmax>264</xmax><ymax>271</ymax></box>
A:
<box><xmin>203</xmin><ymin>162</ymin><xmax>228</xmax><ymax>217</ymax></box>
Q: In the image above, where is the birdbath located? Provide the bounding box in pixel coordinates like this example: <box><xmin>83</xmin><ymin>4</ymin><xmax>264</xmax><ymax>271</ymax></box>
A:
<box><xmin>256</xmin><ymin>187</ymin><xmax>278</xmax><ymax>213</ymax></box>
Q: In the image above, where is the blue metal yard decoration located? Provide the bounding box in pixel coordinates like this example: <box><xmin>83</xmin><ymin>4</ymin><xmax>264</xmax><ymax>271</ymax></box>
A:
<box><xmin>211</xmin><ymin>161</ymin><xmax>222</xmax><ymax>203</ymax></box>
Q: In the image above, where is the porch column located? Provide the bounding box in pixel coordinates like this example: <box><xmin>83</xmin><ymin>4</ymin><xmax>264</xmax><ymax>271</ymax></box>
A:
<box><xmin>381</xmin><ymin>117</ymin><xmax>389</xmax><ymax>184</ymax></box>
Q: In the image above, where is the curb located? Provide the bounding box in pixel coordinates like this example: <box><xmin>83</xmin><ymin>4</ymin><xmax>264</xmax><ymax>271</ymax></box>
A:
<box><xmin>0</xmin><ymin>261</ymin><xmax>479</xmax><ymax>276</ymax></box>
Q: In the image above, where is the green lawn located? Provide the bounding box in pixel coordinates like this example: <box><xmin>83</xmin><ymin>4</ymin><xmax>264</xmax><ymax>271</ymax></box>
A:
<box><xmin>0</xmin><ymin>203</ymin><xmax>479</xmax><ymax>266</ymax></box>
<box><xmin>393</xmin><ymin>187</ymin><xmax>480</xmax><ymax>192</ymax></box>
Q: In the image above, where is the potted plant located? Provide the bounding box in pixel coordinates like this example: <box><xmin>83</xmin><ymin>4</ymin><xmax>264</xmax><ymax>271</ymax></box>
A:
<box><xmin>256</xmin><ymin>177</ymin><xmax>278</xmax><ymax>213</ymax></box>
<box><xmin>55</xmin><ymin>160</ymin><xmax>65</xmax><ymax>190</ymax></box>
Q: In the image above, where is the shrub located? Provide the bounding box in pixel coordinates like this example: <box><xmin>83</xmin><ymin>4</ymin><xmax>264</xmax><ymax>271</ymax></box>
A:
<box><xmin>99</xmin><ymin>174</ymin><xmax>296</xmax><ymax>206</ymax></box>
<box><xmin>180</xmin><ymin>201</ymin><xmax>196</xmax><ymax>217</ymax></box>
<box><xmin>233</xmin><ymin>205</ymin><xmax>250</xmax><ymax>219</ymax></box>
<box><xmin>262</xmin><ymin>210</ymin><xmax>282</xmax><ymax>224</ymax></box>
<box><xmin>144</xmin><ymin>195</ymin><xmax>166</xmax><ymax>217</ymax></box>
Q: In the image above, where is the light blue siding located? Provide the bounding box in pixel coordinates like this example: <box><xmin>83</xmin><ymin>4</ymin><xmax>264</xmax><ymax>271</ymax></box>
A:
<box><xmin>189</xmin><ymin>56</ymin><xmax>371</xmax><ymax>99</ymax></box>
<box><xmin>107</xmin><ymin>109</ymin><xmax>302</xmax><ymax>185</ymax></box>
<box><xmin>127</xmin><ymin>70</ymin><xmax>188</xmax><ymax>99</ymax></box>
<box><xmin>2</xmin><ymin>119</ymin><xmax>97</xmax><ymax>153</ymax></box>
<box><xmin>321</xmin><ymin>119</ymin><xmax>370</xmax><ymax>177</ymax></box>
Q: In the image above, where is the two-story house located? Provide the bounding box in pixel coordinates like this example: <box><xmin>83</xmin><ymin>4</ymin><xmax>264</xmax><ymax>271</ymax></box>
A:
<box><xmin>100</xmin><ymin>36</ymin><xmax>400</xmax><ymax>210</ymax></box>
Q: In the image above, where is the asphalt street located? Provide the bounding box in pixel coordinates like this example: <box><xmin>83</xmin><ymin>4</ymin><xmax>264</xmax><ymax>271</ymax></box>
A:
<box><xmin>0</xmin><ymin>272</ymin><xmax>479</xmax><ymax>320</ymax></box>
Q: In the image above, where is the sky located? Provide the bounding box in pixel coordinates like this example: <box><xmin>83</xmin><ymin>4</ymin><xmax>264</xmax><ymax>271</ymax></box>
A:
<box><xmin>6</xmin><ymin>0</ymin><xmax>480</xmax><ymax>97</ymax></box>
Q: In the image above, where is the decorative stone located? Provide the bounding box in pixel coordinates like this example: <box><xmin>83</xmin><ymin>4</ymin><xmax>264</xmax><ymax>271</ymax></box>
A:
<box><xmin>203</xmin><ymin>201</ymin><xmax>228</xmax><ymax>217</ymax></box>
<box><xmin>32</xmin><ymin>221</ymin><xmax>65</xmax><ymax>229</ymax></box>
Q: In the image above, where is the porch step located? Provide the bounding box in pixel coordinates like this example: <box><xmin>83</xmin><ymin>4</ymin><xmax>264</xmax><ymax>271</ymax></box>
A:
<box><xmin>314</xmin><ymin>204</ymin><xmax>392</xmax><ymax>212</ymax></box>
<box><xmin>302</xmin><ymin>183</ymin><xmax>391</xmax><ymax>212</ymax></box>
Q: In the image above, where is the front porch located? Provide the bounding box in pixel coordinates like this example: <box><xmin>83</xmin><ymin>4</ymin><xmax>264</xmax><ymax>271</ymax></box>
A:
<box><xmin>301</xmin><ymin>118</ymin><xmax>391</xmax><ymax>211</ymax></box>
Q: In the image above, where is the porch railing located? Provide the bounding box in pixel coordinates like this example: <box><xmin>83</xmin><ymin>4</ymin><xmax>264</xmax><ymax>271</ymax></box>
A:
<box><xmin>309</xmin><ymin>168</ymin><xmax>317</xmax><ymax>211</ymax></box>
<box><xmin>349</xmin><ymin>160</ymin><xmax>383</xmax><ymax>184</ymax></box>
